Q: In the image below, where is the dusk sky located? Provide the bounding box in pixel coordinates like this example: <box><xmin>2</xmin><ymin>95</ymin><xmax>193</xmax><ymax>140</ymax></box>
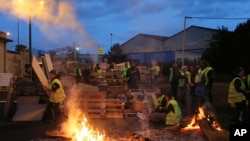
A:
<box><xmin>0</xmin><ymin>0</ymin><xmax>250</xmax><ymax>54</ymax></box>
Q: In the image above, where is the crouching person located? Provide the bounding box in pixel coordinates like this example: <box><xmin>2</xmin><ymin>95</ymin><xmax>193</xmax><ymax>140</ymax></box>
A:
<box><xmin>151</xmin><ymin>87</ymin><xmax>166</xmax><ymax>113</ymax></box>
<box><xmin>160</xmin><ymin>91</ymin><xmax>182</xmax><ymax>126</ymax></box>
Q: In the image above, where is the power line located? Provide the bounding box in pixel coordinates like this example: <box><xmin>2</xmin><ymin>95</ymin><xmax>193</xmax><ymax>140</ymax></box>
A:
<box><xmin>186</xmin><ymin>16</ymin><xmax>250</xmax><ymax>20</ymax></box>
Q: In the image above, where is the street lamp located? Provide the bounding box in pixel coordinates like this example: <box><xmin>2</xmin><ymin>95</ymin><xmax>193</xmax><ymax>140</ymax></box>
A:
<box><xmin>17</xmin><ymin>0</ymin><xmax>44</xmax><ymax>64</ymax></box>
<box><xmin>75</xmin><ymin>47</ymin><xmax>79</xmax><ymax>61</ymax></box>
<box><xmin>181</xmin><ymin>16</ymin><xmax>192</xmax><ymax>67</ymax></box>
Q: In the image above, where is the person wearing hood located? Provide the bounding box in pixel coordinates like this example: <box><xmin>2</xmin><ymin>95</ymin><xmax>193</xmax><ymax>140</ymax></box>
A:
<box><xmin>43</xmin><ymin>70</ymin><xmax>66</xmax><ymax>122</ymax></box>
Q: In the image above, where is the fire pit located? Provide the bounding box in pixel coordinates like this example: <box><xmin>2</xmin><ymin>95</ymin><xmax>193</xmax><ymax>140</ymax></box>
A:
<box><xmin>180</xmin><ymin>107</ymin><xmax>229</xmax><ymax>141</ymax></box>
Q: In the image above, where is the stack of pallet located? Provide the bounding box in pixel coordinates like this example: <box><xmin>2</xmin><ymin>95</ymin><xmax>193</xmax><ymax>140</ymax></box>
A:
<box><xmin>107</xmin><ymin>85</ymin><xmax>126</xmax><ymax>99</ymax></box>
<box><xmin>78</xmin><ymin>92</ymin><xmax>106</xmax><ymax>119</ymax></box>
<box><xmin>105</xmin><ymin>99</ymin><xmax>125</xmax><ymax>118</ymax></box>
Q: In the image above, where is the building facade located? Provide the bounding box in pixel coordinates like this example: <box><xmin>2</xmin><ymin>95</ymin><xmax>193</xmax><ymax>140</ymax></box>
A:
<box><xmin>120</xmin><ymin>26</ymin><xmax>217</xmax><ymax>65</ymax></box>
<box><xmin>0</xmin><ymin>31</ymin><xmax>30</xmax><ymax>76</ymax></box>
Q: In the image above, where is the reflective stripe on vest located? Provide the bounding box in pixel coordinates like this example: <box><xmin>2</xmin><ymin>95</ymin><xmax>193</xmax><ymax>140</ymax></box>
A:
<box><xmin>195</xmin><ymin>67</ymin><xmax>212</xmax><ymax>86</ymax></box>
<box><xmin>203</xmin><ymin>67</ymin><xmax>213</xmax><ymax>86</ymax></box>
<box><xmin>178</xmin><ymin>71</ymin><xmax>185</xmax><ymax>87</ymax></box>
<box><xmin>50</xmin><ymin>78</ymin><xmax>66</xmax><ymax>103</ymax></box>
<box><xmin>74</xmin><ymin>68</ymin><xmax>82</xmax><ymax>76</ymax></box>
<box><xmin>195</xmin><ymin>69</ymin><xmax>203</xmax><ymax>83</ymax></box>
<box><xmin>165</xmin><ymin>98</ymin><xmax>182</xmax><ymax>125</ymax></box>
<box><xmin>228</xmin><ymin>77</ymin><xmax>246</xmax><ymax>104</ymax></box>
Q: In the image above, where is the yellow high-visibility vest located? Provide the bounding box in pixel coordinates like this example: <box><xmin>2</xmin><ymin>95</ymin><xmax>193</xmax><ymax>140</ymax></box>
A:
<box><xmin>228</xmin><ymin>77</ymin><xmax>246</xmax><ymax>104</ymax></box>
<box><xmin>165</xmin><ymin>98</ymin><xmax>182</xmax><ymax>125</ymax></box>
<box><xmin>49</xmin><ymin>78</ymin><xmax>66</xmax><ymax>103</ymax></box>
<box><xmin>152</xmin><ymin>94</ymin><xmax>165</xmax><ymax>107</ymax></box>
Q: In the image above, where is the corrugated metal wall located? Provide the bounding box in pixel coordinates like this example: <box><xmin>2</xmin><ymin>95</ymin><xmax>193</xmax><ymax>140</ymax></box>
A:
<box><xmin>125</xmin><ymin>51</ymin><xmax>175</xmax><ymax>64</ymax></box>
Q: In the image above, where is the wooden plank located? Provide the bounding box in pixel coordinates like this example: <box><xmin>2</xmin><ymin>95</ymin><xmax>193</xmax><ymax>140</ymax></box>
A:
<box><xmin>0</xmin><ymin>86</ymin><xmax>8</xmax><ymax>92</ymax></box>
<box><xmin>198</xmin><ymin>119</ymin><xmax>229</xmax><ymax>141</ymax></box>
<box><xmin>106</xmin><ymin>113</ymin><xmax>124</xmax><ymax>118</ymax></box>
<box><xmin>87</xmin><ymin>102</ymin><xmax>105</xmax><ymax>108</ymax></box>
<box><xmin>41</xmin><ymin>56</ymin><xmax>50</xmax><ymax>82</ymax></box>
<box><xmin>87</xmin><ymin>108</ymin><xmax>105</xmax><ymax>113</ymax></box>
<box><xmin>45</xmin><ymin>131</ymin><xmax>71</xmax><ymax>139</ymax></box>
<box><xmin>44</xmin><ymin>54</ymin><xmax>54</xmax><ymax>72</ymax></box>
<box><xmin>32</xmin><ymin>55</ymin><xmax>49</xmax><ymax>88</ymax></box>
<box><xmin>86</xmin><ymin>114</ymin><xmax>105</xmax><ymax>119</ymax></box>
<box><xmin>124</xmin><ymin>112</ymin><xmax>137</xmax><ymax>118</ymax></box>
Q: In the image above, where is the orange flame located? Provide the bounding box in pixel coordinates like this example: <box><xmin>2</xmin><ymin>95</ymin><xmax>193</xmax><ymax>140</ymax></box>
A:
<box><xmin>182</xmin><ymin>107</ymin><xmax>222</xmax><ymax>131</ymax></box>
<box><xmin>70</xmin><ymin>117</ymin><xmax>105</xmax><ymax>141</ymax></box>
<box><xmin>182</xmin><ymin>115</ymin><xmax>200</xmax><ymax>130</ymax></box>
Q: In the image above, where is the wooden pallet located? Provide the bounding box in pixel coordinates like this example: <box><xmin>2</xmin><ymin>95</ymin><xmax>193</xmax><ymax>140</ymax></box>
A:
<box><xmin>0</xmin><ymin>86</ymin><xmax>9</xmax><ymax>92</ymax></box>
<box><xmin>77</xmin><ymin>92</ymin><xmax>106</xmax><ymax>119</ymax></box>
<box><xmin>107</xmin><ymin>86</ymin><xmax>126</xmax><ymax>99</ymax></box>
<box><xmin>105</xmin><ymin>99</ymin><xmax>124</xmax><ymax>118</ymax></box>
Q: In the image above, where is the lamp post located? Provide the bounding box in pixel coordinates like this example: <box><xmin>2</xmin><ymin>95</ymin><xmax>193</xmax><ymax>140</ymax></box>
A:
<box><xmin>19</xmin><ymin>0</ymin><xmax>44</xmax><ymax>64</ymax></box>
<box><xmin>181</xmin><ymin>16</ymin><xmax>192</xmax><ymax>67</ymax></box>
<box><xmin>29</xmin><ymin>16</ymin><xmax>32</xmax><ymax>64</ymax></box>
<box><xmin>75</xmin><ymin>47</ymin><xmax>79</xmax><ymax>61</ymax></box>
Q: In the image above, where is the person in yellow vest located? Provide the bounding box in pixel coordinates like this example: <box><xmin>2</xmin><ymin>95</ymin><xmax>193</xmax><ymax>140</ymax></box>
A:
<box><xmin>43</xmin><ymin>70</ymin><xmax>66</xmax><ymax>122</ymax></box>
<box><xmin>169</xmin><ymin>62</ymin><xmax>181</xmax><ymax>99</ymax></box>
<box><xmin>228</xmin><ymin>67</ymin><xmax>249</xmax><ymax>124</ymax></box>
<box><xmin>177</xmin><ymin>66</ymin><xmax>190</xmax><ymax>108</ymax></box>
<box><xmin>149</xmin><ymin>61</ymin><xmax>161</xmax><ymax>87</ymax></box>
<box><xmin>95</xmin><ymin>64</ymin><xmax>103</xmax><ymax>79</ymax></box>
<box><xmin>159</xmin><ymin>91</ymin><xmax>182</xmax><ymax>126</ymax></box>
<box><xmin>74</xmin><ymin>64</ymin><xmax>82</xmax><ymax>84</ymax></box>
<box><xmin>244</xmin><ymin>71</ymin><xmax>250</xmax><ymax>124</ymax></box>
<box><xmin>194</xmin><ymin>60</ymin><xmax>214</xmax><ymax>107</ymax></box>
<box><xmin>121</xmin><ymin>62</ymin><xmax>130</xmax><ymax>78</ymax></box>
<box><xmin>151</xmin><ymin>87</ymin><xmax>166</xmax><ymax>112</ymax></box>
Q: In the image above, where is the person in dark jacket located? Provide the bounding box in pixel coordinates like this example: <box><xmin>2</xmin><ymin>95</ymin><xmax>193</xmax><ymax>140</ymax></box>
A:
<box><xmin>168</xmin><ymin>62</ymin><xmax>181</xmax><ymax>99</ymax></box>
<box><xmin>126</xmin><ymin>61</ymin><xmax>140</xmax><ymax>90</ymax></box>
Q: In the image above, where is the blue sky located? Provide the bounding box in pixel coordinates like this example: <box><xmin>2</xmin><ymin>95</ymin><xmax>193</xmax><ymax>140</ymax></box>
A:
<box><xmin>0</xmin><ymin>0</ymin><xmax>250</xmax><ymax>54</ymax></box>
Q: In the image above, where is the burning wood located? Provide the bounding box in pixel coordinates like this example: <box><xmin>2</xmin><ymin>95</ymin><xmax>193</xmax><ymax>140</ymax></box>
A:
<box><xmin>182</xmin><ymin>107</ymin><xmax>222</xmax><ymax>131</ymax></box>
<box><xmin>180</xmin><ymin>107</ymin><xmax>229</xmax><ymax>141</ymax></box>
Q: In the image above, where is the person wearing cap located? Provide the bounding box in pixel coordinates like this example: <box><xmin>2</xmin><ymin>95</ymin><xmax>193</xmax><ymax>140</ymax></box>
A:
<box><xmin>43</xmin><ymin>70</ymin><xmax>66</xmax><ymax>122</ymax></box>
<box><xmin>159</xmin><ymin>91</ymin><xmax>182</xmax><ymax>126</ymax></box>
